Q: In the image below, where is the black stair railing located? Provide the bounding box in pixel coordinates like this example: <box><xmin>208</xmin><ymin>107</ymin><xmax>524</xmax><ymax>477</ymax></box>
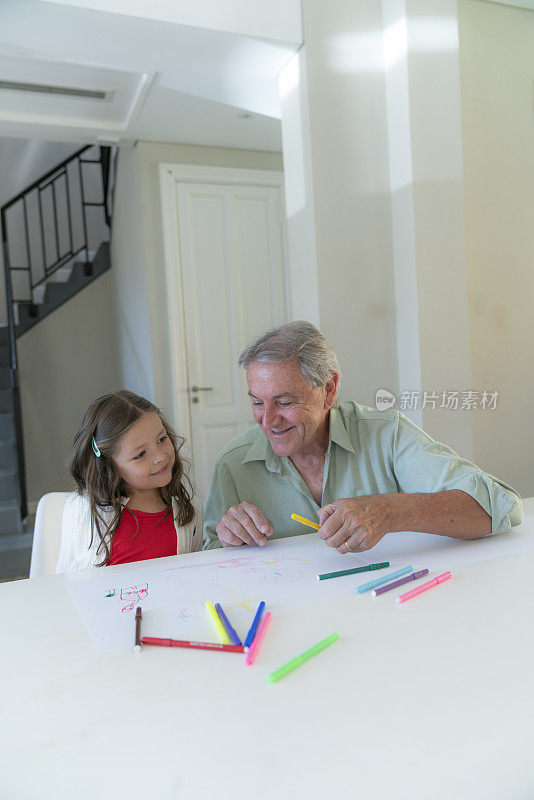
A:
<box><xmin>1</xmin><ymin>144</ymin><xmax>114</xmax><ymax>520</ymax></box>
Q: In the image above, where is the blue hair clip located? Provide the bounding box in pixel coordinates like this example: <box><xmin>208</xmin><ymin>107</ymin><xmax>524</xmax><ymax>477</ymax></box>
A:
<box><xmin>92</xmin><ymin>436</ymin><xmax>101</xmax><ymax>458</ymax></box>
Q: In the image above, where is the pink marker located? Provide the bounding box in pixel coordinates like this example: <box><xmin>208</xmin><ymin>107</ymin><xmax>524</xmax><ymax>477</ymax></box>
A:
<box><xmin>396</xmin><ymin>571</ymin><xmax>452</xmax><ymax>603</ymax></box>
<box><xmin>245</xmin><ymin>611</ymin><xmax>272</xmax><ymax>666</ymax></box>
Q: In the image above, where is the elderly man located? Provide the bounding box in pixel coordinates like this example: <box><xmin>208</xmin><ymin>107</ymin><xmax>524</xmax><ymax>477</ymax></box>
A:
<box><xmin>204</xmin><ymin>321</ymin><xmax>522</xmax><ymax>552</ymax></box>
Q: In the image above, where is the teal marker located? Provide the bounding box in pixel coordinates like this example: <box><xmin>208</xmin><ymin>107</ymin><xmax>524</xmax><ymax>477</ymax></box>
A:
<box><xmin>268</xmin><ymin>632</ymin><xmax>340</xmax><ymax>683</ymax></box>
<box><xmin>355</xmin><ymin>565</ymin><xmax>413</xmax><ymax>594</ymax></box>
<box><xmin>317</xmin><ymin>561</ymin><xmax>390</xmax><ymax>581</ymax></box>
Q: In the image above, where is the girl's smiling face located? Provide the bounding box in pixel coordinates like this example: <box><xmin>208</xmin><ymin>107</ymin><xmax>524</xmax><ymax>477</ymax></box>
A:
<box><xmin>112</xmin><ymin>412</ymin><xmax>175</xmax><ymax>493</ymax></box>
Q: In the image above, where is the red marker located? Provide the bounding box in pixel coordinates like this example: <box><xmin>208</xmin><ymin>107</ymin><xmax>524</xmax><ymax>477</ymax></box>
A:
<box><xmin>135</xmin><ymin>607</ymin><xmax>142</xmax><ymax>651</ymax></box>
<box><xmin>141</xmin><ymin>637</ymin><xmax>247</xmax><ymax>653</ymax></box>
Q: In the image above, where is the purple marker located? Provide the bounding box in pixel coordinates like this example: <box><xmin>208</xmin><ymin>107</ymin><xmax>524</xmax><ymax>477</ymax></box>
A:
<box><xmin>215</xmin><ymin>602</ymin><xmax>242</xmax><ymax>646</ymax></box>
<box><xmin>371</xmin><ymin>569</ymin><xmax>429</xmax><ymax>597</ymax></box>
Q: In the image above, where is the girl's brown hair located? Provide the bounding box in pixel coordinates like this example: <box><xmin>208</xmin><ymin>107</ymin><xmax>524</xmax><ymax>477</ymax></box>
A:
<box><xmin>70</xmin><ymin>390</ymin><xmax>195</xmax><ymax>565</ymax></box>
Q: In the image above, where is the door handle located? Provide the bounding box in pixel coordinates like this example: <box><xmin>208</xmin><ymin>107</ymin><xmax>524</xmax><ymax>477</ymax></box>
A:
<box><xmin>191</xmin><ymin>385</ymin><xmax>213</xmax><ymax>392</ymax></box>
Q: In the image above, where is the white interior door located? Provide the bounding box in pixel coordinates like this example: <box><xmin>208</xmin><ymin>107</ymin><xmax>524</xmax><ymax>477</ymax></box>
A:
<box><xmin>175</xmin><ymin>180</ymin><xmax>288</xmax><ymax>502</ymax></box>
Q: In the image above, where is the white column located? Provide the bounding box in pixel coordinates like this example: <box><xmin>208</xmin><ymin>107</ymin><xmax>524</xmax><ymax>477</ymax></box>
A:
<box><xmin>386</xmin><ymin>0</ymin><xmax>473</xmax><ymax>456</ymax></box>
<box><xmin>281</xmin><ymin>0</ymin><xmax>398</xmax><ymax>407</ymax></box>
<box><xmin>279</xmin><ymin>49</ymin><xmax>321</xmax><ymax>327</ymax></box>
<box><xmin>281</xmin><ymin>0</ymin><xmax>474</xmax><ymax>456</ymax></box>
<box><xmin>383</xmin><ymin>0</ymin><xmax>422</xmax><ymax>427</ymax></box>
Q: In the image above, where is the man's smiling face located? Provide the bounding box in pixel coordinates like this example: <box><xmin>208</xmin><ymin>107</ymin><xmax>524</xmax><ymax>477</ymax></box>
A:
<box><xmin>246</xmin><ymin>359</ymin><xmax>337</xmax><ymax>457</ymax></box>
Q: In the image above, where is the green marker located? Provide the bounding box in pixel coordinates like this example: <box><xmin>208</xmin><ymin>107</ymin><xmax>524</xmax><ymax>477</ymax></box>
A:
<box><xmin>268</xmin><ymin>633</ymin><xmax>340</xmax><ymax>683</ymax></box>
<box><xmin>317</xmin><ymin>561</ymin><xmax>390</xmax><ymax>581</ymax></box>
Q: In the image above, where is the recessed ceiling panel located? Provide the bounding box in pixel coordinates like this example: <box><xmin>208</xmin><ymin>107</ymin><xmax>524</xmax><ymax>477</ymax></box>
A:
<box><xmin>0</xmin><ymin>54</ymin><xmax>154</xmax><ymax>138</ymax></box>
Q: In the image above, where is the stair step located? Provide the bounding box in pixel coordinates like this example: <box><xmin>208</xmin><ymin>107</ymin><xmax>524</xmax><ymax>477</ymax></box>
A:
<box><xmin>15</xmin><ymin>241</ymin><xmax>111</xmax><ymax>338</ymax></box>
<box><xmin>0</xmin><ymin>413</ymin><xmax>15</xmax><ymax>440</ymax></box>
<box><xmin>0</xmin><ymin>531</ymin><xmax>33</xmax><ymax>551</ymax></box>
<box><xmin>0</xmin><ymin>469</ymin><xmax>19</xmax><ymax>503</ymax></box>
<box><xmin>0</xmin><ymin>368</ymin><xmax>10</xmax><ymax>390</ymax></box>
<box><xmin>0</xmin><ymin>544</ymin><xmax>32</xmax><ymax>580</ymax></box>
<box><xmin>45</xmin><ymin>277</ymin><xmax>83</xmax><ymax>305</ymax></box>
<box><xmin>0</xmin><ymin>440</ymin><xmax>17</xmax><ymax>471</ymax></box>
<box><xmin>0</xmin><ymin>390</ymin><xmax>14</xmax><ymax>414</ymax></box>
<box><xmin>50</xmin><ymin>264</ymin><xmax>74</xmax><ymax>283</ymax></box>
<box><xmin>32</xmin><ymin>285</ymin><xmax>46</xmax><ymax>305</ymax></box>
<box><xmin>0</xmin><ymin>500</ymin><xmax>23</xmax><ymax>535</ymax></box>
<box><xmin>0</xmin><ymin>345</ymin><xmax>10</xmax><ymax>367</ymax></box>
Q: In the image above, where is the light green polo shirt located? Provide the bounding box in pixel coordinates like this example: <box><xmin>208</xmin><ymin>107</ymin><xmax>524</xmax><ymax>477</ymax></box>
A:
<box><xmin>203</xmin><ymin>401</ymin><xmax>523</xmax><ymax>549</ymax></box>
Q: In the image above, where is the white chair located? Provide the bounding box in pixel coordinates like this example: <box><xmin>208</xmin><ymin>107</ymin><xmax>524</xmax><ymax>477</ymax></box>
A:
<box><xmin>29</xmin><ymin>492</ymin><xmax>69</xmax><ymax>578</ymax></box>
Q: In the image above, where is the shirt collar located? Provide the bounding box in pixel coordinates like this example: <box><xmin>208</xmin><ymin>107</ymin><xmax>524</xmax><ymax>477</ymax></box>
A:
<box><xmin>242</xmin><ymin>433</ymin><xmax>279</xmax><ymax>471</ymax></box>
<box><xmin>328</xmin><ymin>405</ymin><xmax>355</xmax><ymax>453</ymax></box>
<box><xmin>241</xmin><ymin>405</ymin><xmax>354</xmax><ymax>470</ymax></box>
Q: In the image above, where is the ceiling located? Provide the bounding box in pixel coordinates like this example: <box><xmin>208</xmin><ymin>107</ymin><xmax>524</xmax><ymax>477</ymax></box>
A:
<box><xmin>2</xmin><ymin>0</ymin><xmax>529</xmax><ymax>153</ymax></box>
<box><xmin>0</xmin><ymin>0</ymin><xmax>302</xmax><ymax>151</ymax></box>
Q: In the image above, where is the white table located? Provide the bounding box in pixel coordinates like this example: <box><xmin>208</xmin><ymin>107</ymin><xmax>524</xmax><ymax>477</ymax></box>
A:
<box><xmin>2</xmin><ymin>499</ymin><xmax>534</xmax><ymax>800</ymax></box>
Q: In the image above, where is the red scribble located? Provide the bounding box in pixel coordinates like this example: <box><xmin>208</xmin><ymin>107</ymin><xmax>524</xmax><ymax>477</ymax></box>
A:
<box><xmin>120</xmin><ymin>583</ymin><xmax>148</xmax><ymax>613</ymax></box>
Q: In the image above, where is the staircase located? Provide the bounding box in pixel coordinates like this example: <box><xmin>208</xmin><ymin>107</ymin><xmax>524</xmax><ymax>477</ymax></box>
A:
<box><xmin>0</xmin><ymin>338</ymin><xmax>26</xmax><ymax>579</ymax></box>
<box><xmin>13</xmin><ymin>240</ymin><xmax>111</xmax><ymax>336</ymax></box>
<box><xmin>0</xmin><ymin>144</ymin><xmax>115</xmax><ymax>578</ymax></box>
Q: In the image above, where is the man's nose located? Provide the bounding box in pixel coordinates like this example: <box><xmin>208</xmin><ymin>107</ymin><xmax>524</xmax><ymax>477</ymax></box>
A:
<box><xmin>262</xmin><ymin>405</ymin><xmax>280</xmax><ymax>429</ymax></box>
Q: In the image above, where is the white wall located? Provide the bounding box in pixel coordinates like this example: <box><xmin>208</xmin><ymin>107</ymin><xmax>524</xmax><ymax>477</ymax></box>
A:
<box><xmin>459</xmin><ymin>0</ymin><xmax>534</xmax><ymax>496</ymax></box>
<box><xmin>280</xmin><ymin>0</ymin><xmax>532</xmax><ymax>495</ymax></box>
<box><xmin>18</xmin><ymin>270</ymin><xmax>120</xmax><ymax>504</ymax></box>
<box><xmin>10</xmin><ymin>1</ymin><xmax>533</xmax><ymax>506</ymax></box>
<box><xmin>387</xmin><ymin>0</ymin><xmax>474</xmax><ymax>457</ymax></box>
<box><xmin>111</xmin><ymin>140</ymin><xmax>283</xmax><ymax>422</ymax></box>
<box><xmin>0</xmin><ymin>137</ymin><xmax>81</xmax><ymax>208</ymax></box>
<box><xmin>109</xmin><ymin>145</ymin><xmax>155</xmax><ymax>401</ymax></box>
<box><xmin>282</xmin><ymin>0</ymin><xmax>399</xmax><ymax>409</ymax></box>
<box><xmin>279</xmin><ymin>50</ymin><xmax>320</xmax><ymax>327</ymax></box>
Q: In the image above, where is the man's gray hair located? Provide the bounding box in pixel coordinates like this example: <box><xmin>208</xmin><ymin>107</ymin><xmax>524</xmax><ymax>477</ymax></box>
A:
<box><xmin>239</xmin><ymin>320</ymin><xmax>342</xmax><ymax>403</ymax></box>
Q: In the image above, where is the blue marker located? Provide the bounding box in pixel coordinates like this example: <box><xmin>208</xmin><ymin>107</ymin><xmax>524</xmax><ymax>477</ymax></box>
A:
<box><xmin>355</xmin><ymin>565</ymin><xmax>414</xmax><ymax>594</ymax></box>
<box><xmin>214</xmin><ymin>603</ymin><xmax>242</xmax><ymax>646</ymax></box>
<box><xmin>244</xmin><ymin>601</ymin><xmax>266</xmax><ymax>648</ymax></box>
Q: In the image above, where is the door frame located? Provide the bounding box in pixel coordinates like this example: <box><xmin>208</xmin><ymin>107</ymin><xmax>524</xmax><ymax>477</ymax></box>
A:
<box><xmin>158</xmin><ymin>163</ymin><xmax>288</xmax><ymax>475</ymax></box>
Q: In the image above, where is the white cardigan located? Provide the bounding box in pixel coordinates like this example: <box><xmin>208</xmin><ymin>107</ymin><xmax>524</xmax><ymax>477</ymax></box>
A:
<box><xmin>55</xmin><ymin>492</ymin><xmax>203</xmax><ymax>574</ymax></box>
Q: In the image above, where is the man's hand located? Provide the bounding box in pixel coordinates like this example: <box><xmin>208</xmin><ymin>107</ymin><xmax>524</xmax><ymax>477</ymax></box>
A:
<box><xmin>216</xmin><ymin>501</ymin><xmax>273</xmax><ymax>547</ymax></box>
<box><xmin>317</xmin><ymin>490</ymin><xmax>492</xmax><ymax>553</ymax></box>
<box><xmin>317</xmin><ymin>495</ymin><xmax>395</xmax><ymax>554</ymax></box>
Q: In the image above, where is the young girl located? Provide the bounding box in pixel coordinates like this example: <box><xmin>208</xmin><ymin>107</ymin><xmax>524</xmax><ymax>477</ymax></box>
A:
<box><xmin>55</xmin><ymin>390</ymin><xmax>203</xmax><ymax>573</ymax></box>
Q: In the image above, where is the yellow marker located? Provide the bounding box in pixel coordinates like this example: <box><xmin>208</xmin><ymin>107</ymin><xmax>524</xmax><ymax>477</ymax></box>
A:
<box><xmin>291</xmin><ymin>513</ymin><xmax>320</xmax><ymax>531</ymax></box>
<box><xmin>205</xmin><ymin>601</ymin><xmax>230</xmax><ymax>644</ymax></box>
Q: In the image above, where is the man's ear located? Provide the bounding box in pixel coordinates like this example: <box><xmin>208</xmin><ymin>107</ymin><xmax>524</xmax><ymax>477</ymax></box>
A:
<box><xmin>324</xmin><ymin>372</ymin><xmax>340</xmax><ymax>409</ymax></box>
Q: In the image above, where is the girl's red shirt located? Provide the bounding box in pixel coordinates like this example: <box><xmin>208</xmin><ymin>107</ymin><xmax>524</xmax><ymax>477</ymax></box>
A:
<box><xmin>108</xmin><ymin>507</ymin><xmax>177</xmax><ymax>565</ymax></box>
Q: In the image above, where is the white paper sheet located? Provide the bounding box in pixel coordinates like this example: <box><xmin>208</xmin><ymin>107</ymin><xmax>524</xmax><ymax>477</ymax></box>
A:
<box><xmin>67</xmin><ymin>513</ymin><xmax>534</xmax><ymax>654</ymax></box>
<box><xmin>67</xmin><ymin>536</ymin><xmax>370</xmax><ymax>653</ymax></box>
